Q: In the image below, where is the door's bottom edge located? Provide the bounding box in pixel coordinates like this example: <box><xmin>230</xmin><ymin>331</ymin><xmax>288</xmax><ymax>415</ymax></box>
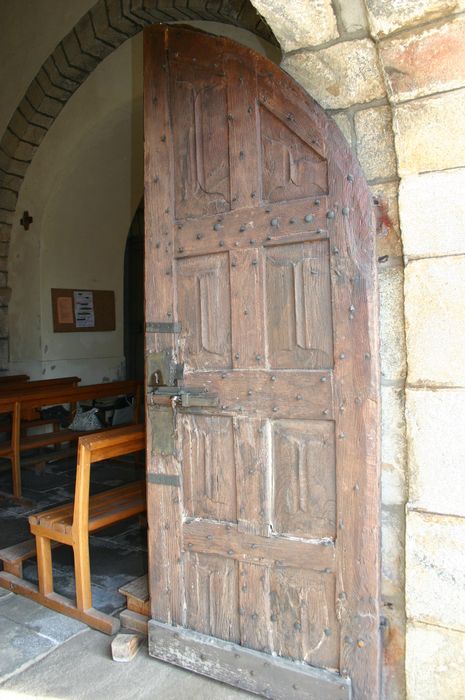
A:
<box><xmin>148</xmin><ymin>618</ymin><xmax>351</xmax><ymax>700</ymax></box>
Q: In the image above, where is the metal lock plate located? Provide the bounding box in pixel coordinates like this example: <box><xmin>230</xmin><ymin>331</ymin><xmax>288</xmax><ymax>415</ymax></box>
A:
<box><xmin>145</xmin><ymin>322</ymin><xmax>182</xmax><ymax>334</ymax></box>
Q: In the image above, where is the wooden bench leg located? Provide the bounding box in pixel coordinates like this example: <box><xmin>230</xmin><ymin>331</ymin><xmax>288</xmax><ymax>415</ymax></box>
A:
<box><xmin>73</xmin><ymin>538</ymin><xmax>92</xmax><ymax>611</ymax></box>
<box><xmin>4</xmin><ymin>560</ymin><xmax>23</xmax><ymax>578</ymax></box>
<box><xmin>36</xmin><ymin>535</ymin><xmax>54</xmax><ymax>596</ymax></box>
<box><xmin>11</xmin><ymin>401</ymin><xmax>21</xmax><ymax>498</ymax></box>
<box><xmin>11</xmin><ymin>452</ymin><xmax>21</xmax><ymax>499</ymax></box>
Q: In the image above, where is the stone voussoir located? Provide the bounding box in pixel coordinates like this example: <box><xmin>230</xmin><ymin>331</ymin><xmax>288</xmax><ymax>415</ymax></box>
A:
<box><xmin>36</xmin><ymin>66</ymin><xmax>73</xmax><ymax>103</ymax></box>
<box><xmin>74</xmin><ymin>14</ymin><xmax>115</xmax><ymax>61</ymax></box>
<box><xmin>365</xmin><ymin>0</ymin><xmax>465</xmax><ymax>38</ymax></box>
<box><xmin>53</xmin><ymin>43</ymin><xmax>90</xmax><ymax>84</ymax></box>
<box><xmin>0</xmin><ymin>189</ymin><xmax>18</xmax><ymax>213</ymax></box>
<box><xmin>25</xmin><ymin>80</ymin><xmax>64</xmax><ymax>120</ymax></box>
<box><xmin>61</xmin><ymin>29</ymin><xmax>100</xmax><ymax>73</ymax></box>
<box><xmin>90</xmin><ymin>4</ymin><xmax>130</xmax><ymax>46</ymax></box>
<box><xmin>380</xmin><ymin>15</ymin><xmax>465</xmax><ymax>103</ymax></box>
<box><xmin>332</xmin><ymin>0</ymin><xmax>368</xmax><ymax>35</ymax></box>
<box><xmin>282</xmin><ymin>38</ymin><xmax>385</xmax><ymax>110</ymax></box>
<box><xmin>42</xmin><ymin>56</ymin><xmax>81</xmax><ymax>96</ymax></box>
<box><xmin>0</xmin><ymin>223</ymin><xmax>12</xmax><ymax>242</ymax></box>
<box><xmin>250</xmin><ymin>0</ymin><xmax>338</xmax><ymax>51</ymax></box>
<box><xmin>0</xmin><ymin>288</ymin><xmax>11</xmax><ymax>306</ymax></box>
<box><xmin>107</xmin><ymin>0</ymin><xmax>145</xmax><ymax>34</ymax></box>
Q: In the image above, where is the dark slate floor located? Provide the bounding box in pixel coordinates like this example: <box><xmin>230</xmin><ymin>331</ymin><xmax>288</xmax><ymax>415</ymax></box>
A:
<box><xmin>0</xmin><ymin>451</ymin><xmax>148</xmax><ymax>614</ymax></box>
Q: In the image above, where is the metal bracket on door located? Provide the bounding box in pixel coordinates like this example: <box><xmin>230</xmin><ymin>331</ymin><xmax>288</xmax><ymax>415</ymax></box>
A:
<box><xmin>146</xmin><ymin>350</ymin><xmax>218</xmax><ymax>408</ymax></box>
<box><xmin>151</xmin><ymin>385</ymin><xmax>218</xmax><ymax>408</ymax></box>
<box><xmin>145</xmin><ymin>321</ymin><xmax>182</xmax><ymax>334</ymax></box>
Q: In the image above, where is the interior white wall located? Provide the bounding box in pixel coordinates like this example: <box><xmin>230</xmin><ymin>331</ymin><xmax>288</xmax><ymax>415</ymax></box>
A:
<box><xmin>8</xmin><ymin>34</ymin><xmax>144</xmax><ymax>383</ymax></box>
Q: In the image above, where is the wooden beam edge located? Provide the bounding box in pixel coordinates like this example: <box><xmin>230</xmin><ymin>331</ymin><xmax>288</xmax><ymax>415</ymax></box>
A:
<box><xmin>0</xmin><ymin>572</ymin><xmax>120</xmax><ymax>635</ymax></box>
<box><xmin>148</xmin><ymin>620</ymin><xmax>351</xmax><ymax>700</ymax></box>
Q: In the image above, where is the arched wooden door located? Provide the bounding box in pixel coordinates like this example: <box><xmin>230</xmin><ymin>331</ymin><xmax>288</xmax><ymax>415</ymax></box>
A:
<box><xmin>144</xmin><ymin>25</ymin><xmax>380</xmax><ymax>700</ymax></box>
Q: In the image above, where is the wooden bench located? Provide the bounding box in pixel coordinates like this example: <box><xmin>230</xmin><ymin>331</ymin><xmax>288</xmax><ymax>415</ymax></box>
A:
<box><xmin>0</xmin><ymin>375</ymin><xmax>80</xmax><ymax>394</ymax></box>
<box><xmin>0</xmin><ymin>376</ymin><xmax>81</xmax><ymax>421</ymax></box>
<box><xmin>0</xmin><ymin>424</ymin><xmax>146</xmax><ymax>634</ymax></box>
<box><xmin>0</xmin><ymin>379</ymin><xmax>142</xmax><ymax>497</ymax></box>
<box><xmin>0</xmin><ymin>374</ymin><xmax>30</xmax><ymax>385</ymax></box>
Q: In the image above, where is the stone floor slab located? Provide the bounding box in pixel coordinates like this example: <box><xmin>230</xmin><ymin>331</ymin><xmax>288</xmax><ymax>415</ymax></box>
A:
<box><xmin>0</xmin><ymin>594</ymin><xmax>87</xmax><ymax>643</ymax></box>
<box><xmin>0</xmin><ymin>614</ymin><xmax>56</xmax><ymax>681</ymax></box>
<box><xmin>0</xmin><ymin>627</ymin><xmax>255</xmax><ymax>699</ymax></box>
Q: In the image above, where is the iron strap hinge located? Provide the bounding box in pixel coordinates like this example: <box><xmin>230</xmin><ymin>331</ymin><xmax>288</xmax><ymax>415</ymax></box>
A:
<box><xmin>147</xmin><ymin>473</ymin><xmax>180</xmax><ymax>487</ymax></box>
<box><xmin>146</xmin><ymin>322</ymin><xmax>182</xmax><ymax>333</ymax></box>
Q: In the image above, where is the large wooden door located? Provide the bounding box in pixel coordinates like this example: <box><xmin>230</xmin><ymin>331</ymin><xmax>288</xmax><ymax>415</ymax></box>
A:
<box><xmin>144</xmin><ymin>25</ymin><xmax>380</xmax><ymax>700</ymax></box>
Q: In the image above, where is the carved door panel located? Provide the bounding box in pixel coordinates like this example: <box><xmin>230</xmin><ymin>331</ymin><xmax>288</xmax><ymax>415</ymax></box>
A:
<box><xmin>144</xmin><ymin>25</ymin><xmax>380</xmax><ymax>700</ymax></box>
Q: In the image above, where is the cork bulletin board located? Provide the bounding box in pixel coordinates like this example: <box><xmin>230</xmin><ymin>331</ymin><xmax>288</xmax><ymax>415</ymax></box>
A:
<box><xmin>51</xmin><ymin>289</ymin><xmax>115</xmax><ymax>332</ymax></box>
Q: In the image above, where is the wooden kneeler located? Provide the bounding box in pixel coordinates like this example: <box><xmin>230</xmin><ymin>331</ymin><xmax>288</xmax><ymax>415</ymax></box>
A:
<box><xmin>0</xmin><ymin>425</ymin><xmax>146</xmax><ymax>634</ymax></box>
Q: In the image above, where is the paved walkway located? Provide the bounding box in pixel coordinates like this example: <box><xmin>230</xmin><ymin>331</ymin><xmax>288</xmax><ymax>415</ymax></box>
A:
<box><xmin>0</xmin><ymin>588</ymin><xmax>253</xmax><ymax>699</ymax></box>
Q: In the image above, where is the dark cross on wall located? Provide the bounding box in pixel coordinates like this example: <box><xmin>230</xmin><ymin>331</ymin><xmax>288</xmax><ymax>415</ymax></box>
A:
<box><xmin>20</xmin><ymin>211</ymin><xmax>33</xmax><ymax>230</ymax></box>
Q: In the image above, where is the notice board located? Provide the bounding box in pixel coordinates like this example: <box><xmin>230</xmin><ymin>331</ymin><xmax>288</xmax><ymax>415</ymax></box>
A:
<box><xmin>51</xmin><ymin>289</ymin><xmax>115</xmax><ymax>332</ymax></box>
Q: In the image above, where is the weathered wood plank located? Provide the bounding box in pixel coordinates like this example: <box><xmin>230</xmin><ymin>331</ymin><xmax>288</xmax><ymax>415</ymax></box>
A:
<box><xmin>148</xmin><ymin>620</ymin><xmax>351</xmax><ymax>700</ymax></box>
<box><xmin>326</xmin><ymin>117</ymin><xmax>381</xmax><ymax>699</ymax></box>
<box><xmin>181</xmin><ymin>370</ymin><xmax>333</xmax><ymax>420</ymax></box>
<box><xmin>120</xmin><ymin>609</ymin><xmax>148</xmax><ymax>635</ymax></box>
<box><xmin>174</xmin><ymin>200</ymin><xmax>328</xmax><ymax>258</ymax></box>
<box><xmin>182</xmin><ymin>520</ymin><xmax>335</xmax><ymax>572</ymax></box>
<box><xmin>234</xmin><ymin>417</ymin><xmax>270</xmax><ymax>537</ymax></box>
<box><xmin>230</xmin><ymin>248</ymin><xmax>264</xmax><ymax>370</ymax></box>
<box><xmin>144</xmin><ymin>25</ymin><xmax>184</xmax><ymax>627</ymax></box>
<box><xmin>119</xmin><ymin>575</ymin><xmax>149</xmax><ymax>602</ymax></box>
<box><xmin>238</xmin><ymin>561</ymin><xmax>273</xmax><ymax>654</ymax></box>
<box><xmin>226</xmin><ymin>49</ymin><xmax>259</xmax><ymax>211</ymax></box>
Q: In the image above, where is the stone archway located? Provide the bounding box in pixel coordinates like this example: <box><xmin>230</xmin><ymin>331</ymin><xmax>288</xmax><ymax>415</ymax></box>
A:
<box><xmin>3</xmin><ymin>3</ymin><xmax>465</xmax><ymax>698</ymax></box>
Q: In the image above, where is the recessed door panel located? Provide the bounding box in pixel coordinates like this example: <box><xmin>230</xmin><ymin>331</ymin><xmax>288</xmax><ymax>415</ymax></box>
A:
<box><xmin>176</xmin><ymin>253</ymin><xmax>232</xmax><ymax>370</ymax></box>
<box><xmin>265</xmin><ymin>240</ymin><xmax>333</xmax><ymax>369</ymax></box>
<box><xmin>181</xmin><ymin>413</ymin><xmax>237</xmax><ymax>523</ymax></box>
<box><xmin>272</xmin><ymin>419</ymin><xmax>336</xmax><ymax>539</ymax></box>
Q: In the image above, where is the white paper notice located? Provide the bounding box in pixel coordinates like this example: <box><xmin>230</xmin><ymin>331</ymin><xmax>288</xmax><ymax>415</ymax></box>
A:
<box><xmin>74</xmin><ymin>290</ymin><xmax>95</xmax><ymax>328</ymax></box>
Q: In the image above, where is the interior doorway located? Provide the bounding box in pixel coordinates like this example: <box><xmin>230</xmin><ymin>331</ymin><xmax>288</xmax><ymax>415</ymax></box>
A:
<box><xmin>124</xmin><ymin>202</ymin><xmax>145</xmax><ymax>381</ymax></box>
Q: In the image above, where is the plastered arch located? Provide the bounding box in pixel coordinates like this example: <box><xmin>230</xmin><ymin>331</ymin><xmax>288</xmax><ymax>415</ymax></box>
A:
<box><xmin>0</xmin><ymin>0</ymin><xmax>277</xmax><ymax>363</ymax></box>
